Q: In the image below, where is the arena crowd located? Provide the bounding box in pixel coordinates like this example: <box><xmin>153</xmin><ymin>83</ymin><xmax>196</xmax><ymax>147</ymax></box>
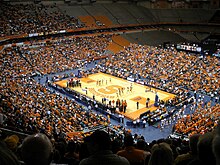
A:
<box><xmin>0</xmin><ymin>2</ymin><xmax>219</xmax><ymax>165</ymax></box>
<box><xmin>0</xmin><ymin>3</ymin><xmax>82</xmax><ymax>37</ymax></box>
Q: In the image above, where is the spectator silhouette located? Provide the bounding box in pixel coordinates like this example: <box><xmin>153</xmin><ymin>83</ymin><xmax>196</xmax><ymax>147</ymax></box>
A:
<box><xmin>174</xmin><ymin>134</ymin><xmax>200</xmax><ymax>165</ymax></box>
<box><xmin>117</xmin><ymin>134</ymin><xmax>150</xmax><ymax>165</ymax></box>
<box><xmin>148</xmin><ymin>142</ymin><xmax>174</xmax><ymax>165</ymax></box>
<box><xmin>79</xmin><ymin>130</ymin><xmax>130</xmax><ymax>165</ymax></box>
<box><xmin>213</xmin><ymin>124</ymin><xmax>220</xmax><ymax>165</ymax></box>
<box><xmin>63</xmin><ymin>141</ymin><xmax>80</xmax><ymax>165</ymax></box>
<box><xmin>188</xmin><ymin>132</ymin><xmax>216</xmax><ymax>165</ymax></box>
<box><xmin>21</xmin><ymin>133</ymin><xmax>54</xmax><ymax>165</ymax></box>
<box><xmin>0</xmin><ymin>141</ymin><xmax>20</xmax><ymax>165</ymax></box>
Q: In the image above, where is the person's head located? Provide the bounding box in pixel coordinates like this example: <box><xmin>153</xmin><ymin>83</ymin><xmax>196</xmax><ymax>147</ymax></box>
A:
<box><xmin>213</xmin><ymin>135</ymin><xmax>220</xmax><ymax>165</ymax></box>
<box><xmin>123</xmin><ymin>134</ymin><xmax>134</xmax><ymax>147</ymax></box>
<box><xmin>197</xmin><ymin>132</ymin><xmax>216</xmax><ymax>165</ymax></box>
<box><xmin>21</xmin><ymin>133</ymin><xmax>53</xmax><ymax>165</ymax></box>
<box><xmin>213</xmin><ymin>124</ymin><xmax>220</xmax><ymax>165</ymax></box>
<box><xmin>136</xmin><ymin>138</ymin><xmax>147</xmax><ymax>150</ymax></box>
<box><xmin>4</xmin><ymin>134</ymin><xmax>19</xmax><ymax>151</ymax></box>
<box><xmin>111</xmin><ymin>137</ymin><xmax>122</xmax><ymax>154</ymax></box>
<box><xmin>84</xmin><ymin>130</ymin><xmax>111</xmax><ymax>154</ymax></box>
<box><xmin>0</xmin><ymin>141</ymin><xmax>20</xmax><ymax>165</ymax></box>
<box><xmin>66</xmin><ymin>141</ymin><xmax>77</xmax><ymax>153</ymax></box>
<box><xmin>189</xmin><ymin>134</ymin><xmax>200</xmax><ymax>155</ymax></box>
<box><xmin>148</xmin><ymin>142</ymin><xmax>174</xmax><ymax>165</ymax></box>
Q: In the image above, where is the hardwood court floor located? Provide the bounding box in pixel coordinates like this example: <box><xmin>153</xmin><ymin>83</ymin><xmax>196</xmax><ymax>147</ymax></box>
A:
<box><xmin>55</xmin><ymin>72</ymin><xmax>176</xmax><ymax>120</ymax></box>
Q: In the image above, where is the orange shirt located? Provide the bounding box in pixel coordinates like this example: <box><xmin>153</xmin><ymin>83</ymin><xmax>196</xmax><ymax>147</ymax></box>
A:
<box><xmin>117</xmin><ymin>146</ymin><xmax>149</xmax><ymax>164</ymax></box>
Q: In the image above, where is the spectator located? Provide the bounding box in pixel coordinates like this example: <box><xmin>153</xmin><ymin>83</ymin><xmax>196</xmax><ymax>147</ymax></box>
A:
<box><xmin>188</xmin><ymin>132</ymin><xmax>216</xmax><ymax>165</ymax></box>
<box><xmin>148</xmin><ymin>142</ymin><xmax>174</xmax><ymax>165</ymax></box>
<box><xmin>174</xmin><ymin>134</ymin><xmax>200</xmax><ymax>165</ymax></box>
<box><xmin>0</xmin><ymin>141</ymin><xmax>20</xmax><ymax>165</ymax></box>
<box><xmin>21</xmin><ymin>133</ymin><xmax>54</xmax><ymax>165</ymax></box>
<box><xmin>79</xmin><ymin>130</ymin><xmax>130</xmax><ymax>165</ymax></box>
<box><xmin>117</xmin><ymin>134</ymin><xmax>150</xmax><ymax>165</ymax></box>
<box><xmin>63</xmin><ymin>141</ymin><xmax>80</xmax><ymax>165</ymax></box>
<box><xmin>213</xmin><ymin>124</ymin><xmax>220</xmax><ymax>165</ymax></box>
<box><xmin>4</xmin><ymin>134</ymin><xmax>20</xmax><ymax>152</ymax></box>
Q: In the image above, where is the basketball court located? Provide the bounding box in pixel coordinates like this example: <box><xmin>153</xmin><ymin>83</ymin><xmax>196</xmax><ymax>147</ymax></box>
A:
<box><xmin>55</xmin><ymin>72</ymin><xmax>176</xmax><ymax>120</ymax></box>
